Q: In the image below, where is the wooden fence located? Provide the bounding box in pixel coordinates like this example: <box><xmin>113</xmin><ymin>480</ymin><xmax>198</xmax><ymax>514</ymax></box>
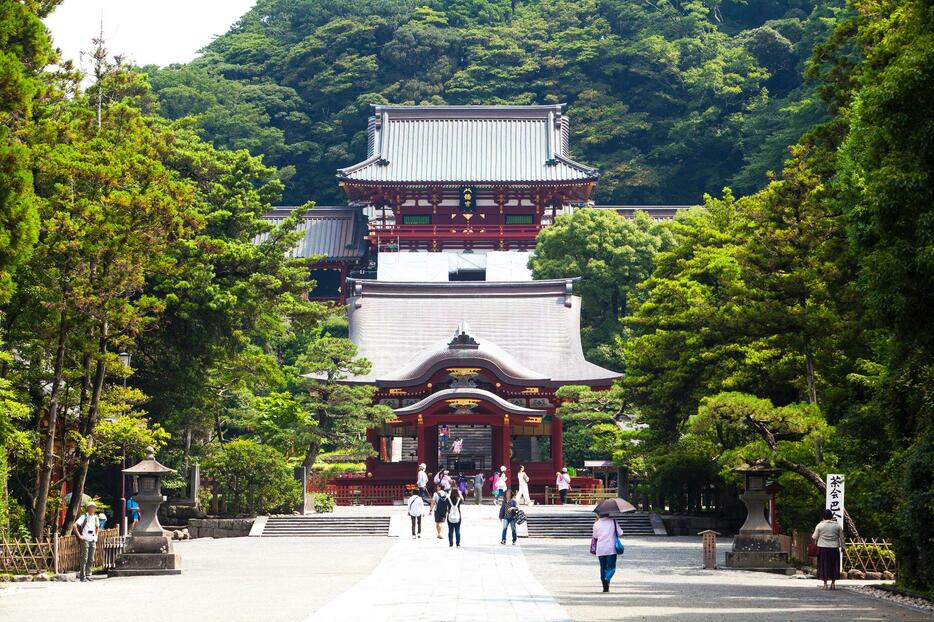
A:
<box><xmin>790</xmin><ymin>532</ymin><xmax>897</xmax><ymax>576</ymax></box>
<box><xmin>543</xmin><ymin>487</ymin><xmax>618</xmax><ymax>505</ymax></box>
<box><xmin>324</xmin><ymin>483</ymin><xmax>408</xmax><ymax>505</ymax></box>
<box><xmin>1</xmin><ymin>528</ymin><xmax>125</xmax><ymax>575</ymax></box>
<box><xmin>844</xmin><ymin>538</ymin><xmax>897</xmax><ymax>574</ymax></box>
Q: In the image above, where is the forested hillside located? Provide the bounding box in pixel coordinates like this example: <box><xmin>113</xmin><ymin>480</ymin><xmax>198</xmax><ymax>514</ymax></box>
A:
<box><xmin>144</xmin><ymin>0</ymin><xmax>845</xmax><ymax>204</ymax></box>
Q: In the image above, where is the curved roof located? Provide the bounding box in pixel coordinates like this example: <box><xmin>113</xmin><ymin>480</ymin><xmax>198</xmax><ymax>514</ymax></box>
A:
<box><xmin>338</xmin><ymin>105</ymin><xmax>598</xmax><ymax>184</ymax></box>
<box><xmin>394</xmin><ymin>388</ymin><xmax>546</xmax><ymax>417</ymax></box>
<box><xmin>379</xmin><ymin>333</ymin><xmax>550</xmax><ymax>385</ymax></box>
<box><xmin>342</xmin><ymin>279</ymin><xmax>620</xmax><ymax>385</ymax></box>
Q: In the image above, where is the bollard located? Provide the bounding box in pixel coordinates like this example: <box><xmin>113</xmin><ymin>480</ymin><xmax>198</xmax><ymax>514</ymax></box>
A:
<box><xmin>699</xmin><ymin>530</ymin><xmax>720</xmax><ymax>569</ymax></box>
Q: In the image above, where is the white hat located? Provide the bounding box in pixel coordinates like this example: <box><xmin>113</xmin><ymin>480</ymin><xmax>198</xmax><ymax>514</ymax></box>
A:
<box><xmin>500</xmin><ymin>465</ymin><xmax>507</xmax><ymax>472</ymax></box>
<box><xmin>418</xmin><ymin>463</ymin><xmax>426</xmax><ymax>470</ymax></box>
<box><xmin>561</xmin><ymin>467</ymin><xmax>568</xmax><ymax>473</ymax></box>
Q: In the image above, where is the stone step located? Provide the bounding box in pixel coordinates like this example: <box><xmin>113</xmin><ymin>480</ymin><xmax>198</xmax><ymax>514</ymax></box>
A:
<box><xmin>259</xmin><ymin>515</ymin><xmax>391</xmax><ymax>537</ymax></box>
<box><xmin>525</xmin><ymin>513</ymin><xmax>660</xmax><ymax>538</ymax></box>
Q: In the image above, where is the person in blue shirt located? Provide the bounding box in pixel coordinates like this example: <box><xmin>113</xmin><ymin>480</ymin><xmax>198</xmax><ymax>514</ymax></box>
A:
<box><xmin>127</xmin><ymin>497</ymin><xmax>140</xmax><ymax>531</ymax></box>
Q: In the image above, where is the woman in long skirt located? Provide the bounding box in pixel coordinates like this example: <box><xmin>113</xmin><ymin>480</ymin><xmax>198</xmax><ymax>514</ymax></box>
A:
<box><xmin>592</xmin><ymin>513</ymin><xmax>623</xmax><ymax>592</ymax></box>
<box><xmin>812</xmin><ymin>509</ymin><xmax>845</xmax><ymax>589</ymax></box>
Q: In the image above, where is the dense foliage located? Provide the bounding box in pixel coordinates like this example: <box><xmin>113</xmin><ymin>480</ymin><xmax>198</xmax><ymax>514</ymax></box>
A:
<box><xmin>144</xmin><ymin>0</ymin><xmax>845</xmax><ymax>205</ymax></box>
<box><xmin>535</xmin><ymin>0</ymin><xmax>934</xmax><ymax>596</ymax></box>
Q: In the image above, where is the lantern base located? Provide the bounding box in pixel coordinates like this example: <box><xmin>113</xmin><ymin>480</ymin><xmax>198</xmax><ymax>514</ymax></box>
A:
<box><xmin>113</xmin><ymin>534</ymin><xmax>182</xmax><ymax>576</ymax></box>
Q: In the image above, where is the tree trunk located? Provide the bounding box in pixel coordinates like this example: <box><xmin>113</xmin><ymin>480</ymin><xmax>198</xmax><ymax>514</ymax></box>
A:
<box><xmin>62</xmin><ymin>323</ymin><xmax>108</xmax><ymax>535</ymax></box>
<box><xmin>31</xmin><ymin>310</ymin><xmax>68</xmax><ymax>540</ymax></box>
<box><xmin>303</xmin><ymin>439</ymin><xmax>322</xmax><ymax>470</ymax></box>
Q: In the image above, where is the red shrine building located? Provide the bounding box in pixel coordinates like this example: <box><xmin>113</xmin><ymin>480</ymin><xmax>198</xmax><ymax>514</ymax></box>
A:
<box><xmin>306</xmin><ymin>104</ymin><xmax>621</xmax><ymax>499</ymax></box>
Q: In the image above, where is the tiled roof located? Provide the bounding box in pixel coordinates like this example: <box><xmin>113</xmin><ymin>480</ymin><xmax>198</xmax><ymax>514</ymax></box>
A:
<box><xmin>340</xmin><ymin>279</ymin><xmax>620</xmax><ymax>384</ymax></box>
<box><xmin>338</xmin><ymin>105</ymin><xmax>598</xmax><ymax>184</ymax></box>
<box><xmin>258</xmin><ymin>206</ymin><xmax>367</xmax><ymax>261</ymax></box>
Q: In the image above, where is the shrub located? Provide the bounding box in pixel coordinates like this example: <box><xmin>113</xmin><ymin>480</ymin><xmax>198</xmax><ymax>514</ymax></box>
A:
<box><xmin>312</xmin><ymin>493</ymin><xmax>335</xmax><ymax>513</ymax></box>
<box><xmin>202</xmin><ymin>440</ymin><xmax>300</xmax><ymax>515</ymax></box>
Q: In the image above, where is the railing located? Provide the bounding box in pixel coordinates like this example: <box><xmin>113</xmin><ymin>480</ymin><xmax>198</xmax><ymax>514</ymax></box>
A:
<box><xmin>370</xmin><ymin>223</ymin><xmax>542</xmax><ymax>241</ymax></box>
<box><xmin>1</xmin><ymin>528</ymin><xmax>125</xmax><ymax>575</ymax></box>
<box><xmin>324</xmin><ymin>483</ymin><xmax>408</xmax><ymax>506</ymax></box>
<box><xmin>543</xmin><ymin>487</ymin><xmax>618</xmax><ymax>505</ymax></box>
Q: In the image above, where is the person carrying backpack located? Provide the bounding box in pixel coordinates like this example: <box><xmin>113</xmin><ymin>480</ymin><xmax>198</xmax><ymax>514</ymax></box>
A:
<box><xmin>431</xmin><ymin>485</ymin><xmax>449</xmax><ymax>539</ymax></box>
<box><xmin>73</xmin><ymin>501</ymin><xmax>99</xmax><ymax>582</ymax></box>
<box><xmin>447</xmin><ymin>489</ymin><xmax>463</xmax><ymax>547</ymax></box>
<box><xmin>407</xmin><ymin>488</ymin><xmax>425</xmax><ymax>538</ymax></box>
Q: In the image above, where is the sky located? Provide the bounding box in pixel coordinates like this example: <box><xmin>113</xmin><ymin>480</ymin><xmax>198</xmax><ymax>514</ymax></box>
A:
<box><xmin>43</xmin><ymin>0</ymin><xmax>258</xmax><ymax>70</ymax></box>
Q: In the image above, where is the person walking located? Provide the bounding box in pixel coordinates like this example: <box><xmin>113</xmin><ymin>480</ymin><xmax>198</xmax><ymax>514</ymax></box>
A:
<box><xmin>431</xmin><ymin>485</ymin><xmax>449</xmax><ymax>539</ymax></box>
<box><xmin>73</xmin><ymin>501</ymin><xmax>99</xmax><ymax>582</ymax></box>
<box><xmin>592</xmin><ymin>512</ymin><xmax>623</xmax><ymax>592</ymax></box>
<box><xmin>407</xmin><ymin>488</ymin><xmax>424</xmax><ymax>538</ymax></box>
<box><xmin>489</xmin><ymin>470</ymin><xmax>501</xmax><ymax>504</ymax></box>
<box><xmin>447</xmin><ymin>489</ymin><xmax>463</xmax><ymax>547</ymax></box>
<box><xmin>127</xmin><ymin>496</ymin><xmax>141</xmax><ymax>532</ymax></box>
<box><xmin>516</xmin><ymin>465</ymin><xmax>532</xmax><ymax>505</ymax></box>
<box><xmin>499</xmin><ymin>490</ymin><xmax>519</xmax><ymax>545</ymax></box>
<box><xmin>495</xmin><ymin>466</ymin><xmax>508</xmax><ymax>504</ymax></box>
<box><xmin>474</xmin><ymin>472</ymin><xmax>484</xmax><ymax>505</ymax></box>
<box><xmin>812</xmin><ymin>509</ymin><xmax>845</xmax><ymax>590</ymax></box>
<box><xmin>556</xmin><ymin>467</ymin><xmax>572</xmax><ymax>505</ymax></box>
<box><xmin>417</xmin><ymin>463</ymin><xmax>429</xmax><ymax>500</ymax></box>
<box><xmin>456</xmin><ymin>472</ymin><xmax>468</xmax><ymax>496</ymax></box>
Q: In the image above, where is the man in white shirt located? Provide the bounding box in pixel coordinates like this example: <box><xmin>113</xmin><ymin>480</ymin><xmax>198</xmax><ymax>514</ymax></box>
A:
<box><xmin>416</xmin><ymin>464</ymin><xmax>429</xmax><ymax>500</ymax></box>
<box><xmin>556</xmin><ymin>468</ymin><xmax>572</xmax><ymax>505</ymax></box>
<box><xmin>407</xmin><ymin>489</ymin><xmax>425</xmax><ymax>538</ymax></box>
<box><xmin>73</xmin><ymin>501</ymin><xmax>99</xmax><ymax>582</ymax></box>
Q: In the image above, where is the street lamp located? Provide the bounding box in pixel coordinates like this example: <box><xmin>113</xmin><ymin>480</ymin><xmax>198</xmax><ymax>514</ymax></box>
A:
<box><xmin>117</xmin><ymin>351</ymin><xmax>131</xmax><ymax>535</ymax></box>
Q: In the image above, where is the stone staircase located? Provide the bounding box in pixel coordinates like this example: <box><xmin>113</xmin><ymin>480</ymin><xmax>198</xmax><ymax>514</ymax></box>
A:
<box><xmin>525</xmin><ymin>512</ymin><xmax>663</xmax><ymax>538</ymax></box>
<box><xmin>256</xmin><ymin>515</ymin><xmax>391</xmax><ymax>537</ymax></box>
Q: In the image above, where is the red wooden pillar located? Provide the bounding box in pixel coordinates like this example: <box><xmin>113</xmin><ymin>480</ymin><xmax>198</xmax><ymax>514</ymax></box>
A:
<box><xmin>551</xmin><ymin>414</ymin><xmax>563</xmax><ymax>472</ymax></box>
<box><xmin>502</xmin><ymin>414</ymin><xmax>511</xmax><ymax>485</ymax></box>
<box><xmin>366</xmin><ymin>427</ymin><xmax>379</xmax><ymax>472</ymax></box>
<box><xmin>416</xmin><ymin>414</ymin><xmax>426</xmax><ymax>465</ymax></box>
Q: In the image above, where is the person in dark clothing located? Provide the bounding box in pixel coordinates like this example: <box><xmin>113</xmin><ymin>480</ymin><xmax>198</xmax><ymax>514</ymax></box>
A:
<box><xmin>499</xmin><ymin>490</ymin><xmax>519</xmax><ymax>545</ymax></box>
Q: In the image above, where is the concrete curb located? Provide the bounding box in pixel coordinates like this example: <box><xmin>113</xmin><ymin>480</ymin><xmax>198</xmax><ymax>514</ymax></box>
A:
<box><xmin>249</xmin><ymin>515</ymin><xmax>268</xmax><ymax>537</ymax></box>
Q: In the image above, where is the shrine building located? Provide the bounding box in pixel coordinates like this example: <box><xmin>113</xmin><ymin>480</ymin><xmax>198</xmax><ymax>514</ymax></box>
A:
<box><xmin>312</xmin><ymin>104</ymin><xmax>621</xmax><ymax>499</ymax></box>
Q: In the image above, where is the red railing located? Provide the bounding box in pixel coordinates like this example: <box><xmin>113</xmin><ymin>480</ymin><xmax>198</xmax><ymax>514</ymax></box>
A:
<box><xmin>324</xmin><ymin>483</ymin><xmax>408</xmax><ymax>506</ymax></box>
<box><xmin>369</xmin><ymin>223</ymin><xmax>542</xmax><ymax>241</ymax></box>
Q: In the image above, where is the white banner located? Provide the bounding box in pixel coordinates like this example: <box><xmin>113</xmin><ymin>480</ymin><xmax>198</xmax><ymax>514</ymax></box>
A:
<box><xmin>825</xmin><ymin>473</ymin><xmax>845</xmax><ymax>530</ymax></box>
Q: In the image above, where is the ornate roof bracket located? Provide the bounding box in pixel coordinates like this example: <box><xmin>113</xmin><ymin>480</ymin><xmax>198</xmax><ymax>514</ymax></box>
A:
<box><xmin>448</xmin><ymin>321</ymin><xmax>479</xmax><ymax>349</ymax></box>
<box><xmin>353</xmin><ymin>281</ymin><xmax>363</xmax><ymax>308</ymax></box>
<box><xmin>564</xmin><ymin>279</ymin><xmax>574</xmax><ymax>308</ymax></box>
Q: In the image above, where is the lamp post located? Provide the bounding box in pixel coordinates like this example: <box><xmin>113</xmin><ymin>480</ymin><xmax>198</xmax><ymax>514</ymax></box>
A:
<box><xmin>118</xmin><ymin>351</ymin><xmax>131</xmax><ymax>536</ymax></box>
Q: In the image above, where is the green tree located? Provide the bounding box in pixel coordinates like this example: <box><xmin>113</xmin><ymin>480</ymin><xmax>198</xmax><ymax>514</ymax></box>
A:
<box><xmin>530</xmin><ymin>208</ymin><xmax>665</xmax><ymax>363</ymax></box>
<box><xmin>201</xmin><ymin>439</ymin><xmax>300</xmax><ymax>515</ymax></box>
<box><xmin>296</xmin><ymin>336</ymin><xmax>393</xmax><ymax>468</ymax></box>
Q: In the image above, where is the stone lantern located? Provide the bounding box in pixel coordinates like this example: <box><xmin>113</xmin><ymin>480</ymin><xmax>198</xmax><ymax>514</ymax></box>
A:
<box><xmin>724</xmin><ymin>463</ymin><xmax>792</xmax><ymax>573</ymax></box>
<box><xmin>112</xmin><ymin>446</ymin><xmax>182</xmax><ymax>576</ymax></box>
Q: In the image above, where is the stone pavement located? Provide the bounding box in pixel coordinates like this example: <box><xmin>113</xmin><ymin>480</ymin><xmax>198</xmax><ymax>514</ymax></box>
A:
<box><xmin>1</xmin><ymin>508</ymin><xmax>929</xmax><ymax>622</ymax></box>
<box><xmin>0</xmin><ymin>536</ymin><xmax>394</xmax><ymax>621</ymax></box>
<box><xmin>306</xmin><ymin>503</ymin><xmax>570</xmax><ymax>622</ymax></box>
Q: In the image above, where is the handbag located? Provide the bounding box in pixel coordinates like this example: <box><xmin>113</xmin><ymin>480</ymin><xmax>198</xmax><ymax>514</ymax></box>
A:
<box><xmin>807</xmin><ymin>539</ymin><xmax>819</xmax><ymax>557</ymax></box>
<box><xmin>615</xmin><ymin>536</ymin><xmax>625</xmax><ymax>556</ymax></box>
<box><xmin>590</xmin><ymin>537</ymin><xmax>598</xmax><ymax>555</ymax></box>
<box><xmin>515</xmin><ymin>509</ymin><xmax>527</xmax><ymax>525</ymax></box>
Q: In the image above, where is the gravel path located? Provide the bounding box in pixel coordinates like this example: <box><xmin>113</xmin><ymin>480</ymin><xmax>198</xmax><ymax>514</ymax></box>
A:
<box><xmin>521</xmin><ymin>537</ymin><xmax>933</xmax><ymax>621</ymax></box>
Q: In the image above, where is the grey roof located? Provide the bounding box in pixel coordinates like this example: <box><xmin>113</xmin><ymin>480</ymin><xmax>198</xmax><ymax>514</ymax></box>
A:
<box><xmin>341</xmin><ymin>279</ymin><xmax>620</xmax><ymax>385</ymax></box>
<box><xmin>338</xmin><ymin>105</ymin><xmax>598</xmax><ymax>184</ymax></box>
<box><xmin>591</xmin><ymin>205</ymin><xmax>694</xmax><ymax>220</ymax></box>
<box><xmin>394</xmin><ymin>388</ymin><xmax>547</xmax><ymax>417</ymax></box>
<box><xmin>257</xmin><ymin>206</ymin><xmax>367</xmax><ymax>261</ymax></box>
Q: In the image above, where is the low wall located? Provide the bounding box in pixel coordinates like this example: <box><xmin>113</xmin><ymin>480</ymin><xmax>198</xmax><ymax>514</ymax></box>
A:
<box><xmin>188</xmin><ymin>518</ymin><xmax>254</xmax><ymax>539</ymax></box>
<box><xmin>661</xmin><ymin>514</ymin><xmax>743</xmax><ymax>536</ymax></box>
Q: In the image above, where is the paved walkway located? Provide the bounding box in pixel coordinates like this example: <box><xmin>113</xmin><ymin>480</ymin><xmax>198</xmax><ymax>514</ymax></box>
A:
<box><xmin>1</xmin><ymin>507</ymin><xmax>929</xmax><ymax>622</ymax></box>
<box><xmin>307</xmin><ymin>504</ymin><xmax>570</xmax><ymax>622</ymax></box>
